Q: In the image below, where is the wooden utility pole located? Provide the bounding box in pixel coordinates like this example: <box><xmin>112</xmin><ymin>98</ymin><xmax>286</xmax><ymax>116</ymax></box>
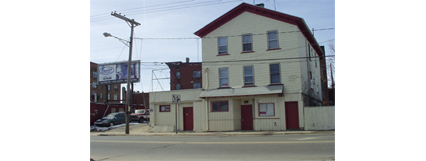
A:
<box><xmin>111</xmin><ymin>11</ymin><xmax>140</xmax><ymax>134</ymax></box>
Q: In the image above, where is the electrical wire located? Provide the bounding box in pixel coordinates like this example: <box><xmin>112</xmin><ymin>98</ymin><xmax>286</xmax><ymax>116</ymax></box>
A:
<box><xmin>133</xmin><ymin>28</ymin><xmax>334</xmax><ymax>40</ymax></box>
<box><xmin>91</xmin><ymin>0</ymin><xmax>243</xmax><ymax>23</ymax></box>
<box><xmin>90</xmin><ymin>0</ymin><xmax>196</xmax><ymax>20</ymax></box>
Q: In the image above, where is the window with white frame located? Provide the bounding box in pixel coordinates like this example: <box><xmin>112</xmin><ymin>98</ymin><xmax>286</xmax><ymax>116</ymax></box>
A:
<box><xmin>108</xmin><ymin>94</ymin><xmax>111</xmax><ymax>100</ymax></box>
<box><xmin>242</xmin><ymin>34</ymin><xmax>253</xmax><ymax>52</ymax></box>
<box><xmin>243</xmin><ymin>66</ymin><xmax>254</xmax><ymax>86</ymax></box>
<box><xmin>114</xmin><ymin>85</ymin><xmax>118</xmax><ymax>91</ymax></box>
<box><xmin>114</xmin><ymin>94</ymin><xmax>118</xmax><ymax>100</ymax></box>
<box><xmin>267</xmin><ymin>31</ymin><xmax>279</xmax><ymax>49</ymax></box>
<box><xmin>259</xmin><ymin>103</ymin><xmax>275</xmax><ymax>116</ymax></box>
<box><xmin>218</xmin><ymin>37</ymin><xmax>228</xmax><ymax>55</ymax></box>
<box><xmin>93</xmin><ymin>72</ymin><xmax>97</xmax><ymax>78</ymax></box>
<box><xmin>108</xmin><ymin>85</ymin><xmax>111</xmax><ymax>91</ymax></box>
<box><xmin>269</xmin><ymin>63</ymin><xmax>281</xmax><ymax>84</ymax></box>
<box><xmin>219</xmin><ymin>67</ymin><xmax>229</xmax><ymax>87</ymax></box>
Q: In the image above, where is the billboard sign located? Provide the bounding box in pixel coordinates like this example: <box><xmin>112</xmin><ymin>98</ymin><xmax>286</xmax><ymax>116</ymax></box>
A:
<box><xmin>97</xmin><ymin>60</ymin><xmax>140</xmax><ymax>85</ymax></box>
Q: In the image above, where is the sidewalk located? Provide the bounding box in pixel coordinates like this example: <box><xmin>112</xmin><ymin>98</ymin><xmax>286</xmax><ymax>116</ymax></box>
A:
<box><xmin>90</xmin><ymin>123</ymin><xmax>334</xmax><ymax>136</ymax></box>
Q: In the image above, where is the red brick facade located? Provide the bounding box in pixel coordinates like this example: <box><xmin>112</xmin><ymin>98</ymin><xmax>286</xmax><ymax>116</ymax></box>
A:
<box><xmin>90</xmin><ymin>62</ymin><xmax>122</xmax><ymax>104</ymax></box>
<box><xmin>166</xmin><ymin>58</ymin><xmax>202</xmax><ymax>90</ymax></box>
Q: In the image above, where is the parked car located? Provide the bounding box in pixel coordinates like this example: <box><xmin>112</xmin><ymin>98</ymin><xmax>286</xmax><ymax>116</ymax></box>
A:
<box><xmin>131</xmin><ymin>109</ymin><xmax>150</xmax><ymax>123</ymax></box>
<box><xmin>94</xmin><ymin>112</ymin><xmax>126</xmax><ymax>127</ymax></box>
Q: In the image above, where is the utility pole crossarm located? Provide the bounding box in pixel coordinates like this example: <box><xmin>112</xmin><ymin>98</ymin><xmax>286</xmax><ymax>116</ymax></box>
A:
<box><xmin>111</xmin><ymin>12</ymin><xmax>141</xmax><ymax>26</ymax></box>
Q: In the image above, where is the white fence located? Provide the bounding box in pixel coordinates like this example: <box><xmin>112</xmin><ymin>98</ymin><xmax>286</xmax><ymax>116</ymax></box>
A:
<box><xmin>304</xmin><ymin>106</ymin><xmax>335</xmax><ymax>130</ymax></box>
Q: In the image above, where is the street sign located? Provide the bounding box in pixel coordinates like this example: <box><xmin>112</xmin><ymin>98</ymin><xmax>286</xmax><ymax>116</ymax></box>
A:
<box><xmin>172</xmin><ymin>94</ymin><xmax>181</xmax><ymax>104</ymax></box>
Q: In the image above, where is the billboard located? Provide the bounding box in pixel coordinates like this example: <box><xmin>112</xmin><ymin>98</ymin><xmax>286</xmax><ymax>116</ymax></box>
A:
<box><xmin>97</xmin><ymin>60</ymin><xmax>140</xmax><ymax>85</ymax></box>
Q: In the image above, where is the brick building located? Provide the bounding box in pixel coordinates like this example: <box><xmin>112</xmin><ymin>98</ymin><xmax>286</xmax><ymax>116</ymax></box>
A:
<box><xmin>166</xmin><ymin>58</ymin><xmax>202</xmax><ymax>90</ymax></box>
<box><xmin>90</xmin><ymin>62</ymin><xmax>122</xmax><ymax>104</ymax></box>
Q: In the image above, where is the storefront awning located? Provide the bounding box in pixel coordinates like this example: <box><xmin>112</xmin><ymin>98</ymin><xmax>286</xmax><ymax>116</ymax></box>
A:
<box><xmin>199</xmin><ymin>85</ymin><xmax>283</xmax><ymax>98</ymax></box>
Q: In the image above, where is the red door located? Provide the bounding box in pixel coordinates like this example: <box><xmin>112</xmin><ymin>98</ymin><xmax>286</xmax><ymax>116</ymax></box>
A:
<box><xmin>183</xmin><ymin>107</ymin><xmax>193</xmax><ymax>131</ymax></box>
<box><xmin>285</xmin><ymin>102</ymin><xmax>300</xmax><ymax>130</ymax></box>
<box><xmin>241</xmin><ymin>105</ymin><xmax>253</xmax><ymax>130</ymax></box>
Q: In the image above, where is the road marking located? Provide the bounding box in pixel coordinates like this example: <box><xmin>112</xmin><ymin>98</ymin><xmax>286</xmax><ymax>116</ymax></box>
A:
<box><xmin>296</xmin><ymin>137</ymin><xmax>316</xmax><ymax>140</ymax></box>
<box><xmin>91</xmin><ymin>140</ymin><xmax>334</xmax><ymax>144</ymax></box>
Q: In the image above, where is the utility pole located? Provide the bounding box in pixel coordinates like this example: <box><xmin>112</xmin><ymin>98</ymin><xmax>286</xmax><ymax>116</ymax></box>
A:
<box><xmin>111</xmin><ymin>11</ymin><xmax>140</xmax><ymax>135</ymax></box>
<box><xmin>330</xmin><ymin>63</ymin><xmax>335</xmax><ymax>89</ymax></box>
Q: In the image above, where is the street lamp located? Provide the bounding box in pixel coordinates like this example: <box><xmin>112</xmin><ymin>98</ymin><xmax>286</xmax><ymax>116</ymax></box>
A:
<box><xmin>103</xmin><ymin>32</ymin><xmax>130</xmax><ymax>47</ymax></box>
<box><xmin>104</xmin><ymin>12</ymin><xmax>140</xmax><ymax>134</ymax></box>
<box><xmin>103</xmin><ymin>32</ymin><xmax>112</xmax><ymax>37</ymax></box>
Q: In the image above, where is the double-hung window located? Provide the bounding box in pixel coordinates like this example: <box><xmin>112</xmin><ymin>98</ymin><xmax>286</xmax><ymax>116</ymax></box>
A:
<box><xmin>242</xmin><ymin>34</ymin><xmax>253</xmax><ymax>52</ymax></box>
<box><xmin>211</xmin><ymin>101</ymin><xmax>229</xmax><ymax>112</ymax></box>
<box><xmin>259</xmin><ymin>103</ymin><xmax>275</xmax><ymax>116</ymax></box>
<box><xmin>219</xmin><ymin>67</ymin><xmax>229</xmax><ymax>87</ymax></box>
<box><xmin>243</xmin><ymin>66</ymin><xmax>254</xmax><ymax>86</ymax></box>
<box><xmin>193</xmin><ymin>82</ymin><xmax>201</xmax><ymax>89</ymax></box>
<box><xmin>193</xmin><ymin>71</ymin><xmax>201</xmax><ymax>78</ymax></box>
<box><xmin>267</xmin><ymin>31</ymin><xmax>279</xmax><ymax>49</ymax></box>
<box><xmin>176</xmin><ymin>71</ymin><xmax>180</xmax><ymax>79</ymax></box>
<box><xmin>218</xmin><ymin>37</ymin><xmax>228</xmax><ymax>55</ymax></box>
<box><xmin>270</xmin><ymin>63</ymin><xmax>281</xmax><ymax>84</ymax></box>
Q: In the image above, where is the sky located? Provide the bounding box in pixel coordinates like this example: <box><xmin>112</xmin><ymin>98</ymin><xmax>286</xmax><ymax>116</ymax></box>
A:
<box><xmin>90</xmin><ymin>0</ymin><xmax>335</xmax><ymax>93</ymax></box>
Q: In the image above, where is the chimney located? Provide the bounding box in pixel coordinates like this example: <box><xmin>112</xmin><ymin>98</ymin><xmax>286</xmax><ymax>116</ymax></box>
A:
<box><xmin>186</xmin><ymin>57</ymin><xmax>190</xmax><ymax>63</ymax></box>
<box><xmin>255</xmin><ymin>3</ymin><xmax>264</xmax><ymax>8</ymax></box>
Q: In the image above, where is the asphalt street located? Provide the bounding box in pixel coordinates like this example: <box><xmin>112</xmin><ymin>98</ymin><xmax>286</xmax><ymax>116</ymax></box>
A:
<box><xmin>90</xmin><ymin>134</ymin><xmax>335</xmax><ymax>161</ymax></box>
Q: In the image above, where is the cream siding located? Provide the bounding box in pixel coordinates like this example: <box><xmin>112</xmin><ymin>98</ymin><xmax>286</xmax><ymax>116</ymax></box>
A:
<box><xmin>193</xmin><ymin>101</ymin><xmax>207</xmax><ymax>132</ymax></box>
<box><xmin>202</xmin><ymin>12</ymin><xmax>303</xmax><ymax>94</ymax></box>
<box><xmin>149</xmin><ymin>89</ymin><xmax>202</xmax><ymax>131</ymax></box>
<box><xmin>200</xmin><ymin>11</ymin><xmax>309</xmax><ymax>131</ymax></box>
<box><xmin>208</xmin><ymin>98</ymin><xmax>235</xmax><ymax>131</ymax></box>
<box><xmin>151</xmin><ymin>8</ymin><xmax>325</xmax><ymax>132</ymax></box>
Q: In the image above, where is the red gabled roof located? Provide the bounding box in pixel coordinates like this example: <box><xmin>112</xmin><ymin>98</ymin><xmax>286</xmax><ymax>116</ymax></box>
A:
<box><xmin>194</xmin><ymin>2</ymin><xmax>324</xmax><ymax>57</ymax></box>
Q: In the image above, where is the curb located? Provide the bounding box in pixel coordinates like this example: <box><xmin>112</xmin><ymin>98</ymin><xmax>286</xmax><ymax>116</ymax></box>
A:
<box><xmin>92</xmin><ymin>130</ymin><xmax>333</xmax><ymax>136</ymax></box>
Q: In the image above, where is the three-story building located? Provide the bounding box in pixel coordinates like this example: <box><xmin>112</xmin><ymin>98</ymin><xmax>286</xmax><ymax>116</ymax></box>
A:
<box><xmin>149</xmin><ymin>3</ymin><xmax>327</xmax><ymax>132</ymax></box>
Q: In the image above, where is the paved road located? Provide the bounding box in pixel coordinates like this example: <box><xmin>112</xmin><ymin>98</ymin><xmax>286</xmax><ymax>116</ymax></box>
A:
<box><xmin>91</xmin><ymin>134</ymin><xmax>335</xmax><ymax>161</ymax></box>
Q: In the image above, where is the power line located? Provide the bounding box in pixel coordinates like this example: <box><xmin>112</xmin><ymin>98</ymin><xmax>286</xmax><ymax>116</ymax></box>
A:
<box><xmin>133</xmin><ymin>28</ymin><xmax>334</xmax><ymax>40</ymax></box>
<box><xmin>91</xmin><ymin>0</ymin><xmax>195</xmax><ymax>19</ymax></box>
<box><xmin>137</xmin><ymin>55</ymin><xmax>334</xmax><ymax>65</ymax></box>
<box><xmin>91</xmin><ymin>0</ymin><xmax>195</xmax><ymax>18</ymax></box>
<box><xmin>91</xmin><ymin>0</ymin><xmax>243</xmax><ymax>22</ymax></box>
<box><xmin>126</xmin><ymin>0</ymin><xmax>242</xmax><ymax>16</ymax></box>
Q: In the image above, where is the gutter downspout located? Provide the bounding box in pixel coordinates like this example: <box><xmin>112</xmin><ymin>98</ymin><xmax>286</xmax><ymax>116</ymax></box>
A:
<box><xmin>206</xmin><ymin>98</ymin><xmax>209</xmax><ymax>132</ymax></box>
<box><xmin>205</xmin><ymin>68</ymin><xmax>209</xmax><ymax>132</ymax></box>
